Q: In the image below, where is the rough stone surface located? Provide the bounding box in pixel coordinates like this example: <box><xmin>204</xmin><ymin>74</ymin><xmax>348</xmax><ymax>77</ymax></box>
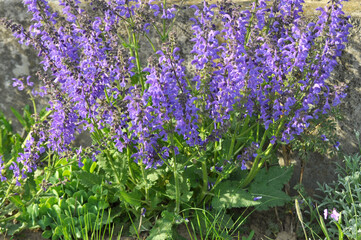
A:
<box><xmin>0</xmin><ymin>0</ymin><xmax>361</xmax><ymax>195</ymax></box>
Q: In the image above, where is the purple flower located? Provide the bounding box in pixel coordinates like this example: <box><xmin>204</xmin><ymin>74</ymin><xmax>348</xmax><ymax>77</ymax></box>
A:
<box><xmin>330</xmin><ymin>208</ymin><xmax>340</xmax><ymax>221</ymax></box>
<box><xmin>141</xmin><ymin>208</ymin><xmax>146</xmax><ymax>217</ymax></box>
<box><xmin>12</xmin><ymin>78</ymin><xmax>24</xmax><ymax>91</ymax></box>
<box><xmin>321</xmin><ymin>134</ymin><xmax>329</xmax><ymax>141</ymax></box>
<box><xmin>324</xmin><ymin>208</ymin><xmax>340</xmax><ymax>221</ymax></box>
<box><xmin>334</xmin><ymin>141</ymin><xmax>340</xmax><ymax>150</ymax></box>
<box><xmin>1</xmin><ymin>0</ymin><xmax>350</xmax><ymax>181</ymax></box>
<box><xmin>253</xmin><ymin>196</ymin><xmax>262</xmax><ymax>201</ymax></box>
<box><xmin>241</xmin><ymin>160</ymin><xmax>247</xmax><ymax>170</ymax></box>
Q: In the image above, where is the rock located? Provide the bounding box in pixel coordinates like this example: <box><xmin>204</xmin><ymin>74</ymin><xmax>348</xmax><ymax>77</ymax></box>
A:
<box><xmin>276</xmin><ymin>231</ymin><xmax>297</xmax><ymax>240</ymax></box>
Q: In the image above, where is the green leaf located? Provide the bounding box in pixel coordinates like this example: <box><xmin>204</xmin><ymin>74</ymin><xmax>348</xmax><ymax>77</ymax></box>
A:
<box><xmin>10</xmin><ymin>107</ymin><xmax>27</xmax><ymax>129</ymax></box>
<box><xmin>166</xmin><ymin>175</ymin><xmax>193</xmax><ymax>203</ymax></box>
<box><xmin>89</xmin><ymin>161</ymin><xmax>97</xmax><ymax>173</ymax></box>
<box><xmin>147</xmin><ymin>210</ymin><xmax>174</xmax><ymax>240</ymax></box>
<box><xmin>117</xmin><ymin>190</ymin><xmax>142</xmax><ymax>207</ymax></box>
<box><xmin>45</xmin><ymin>197</ymin><xmax>58</xmax><ymax>208</ymax></box>
<box><xmin>27</xmin><ymin>203</ymin><xmax>39</xmax><ymax>219</ymax></box>
<box><xmin>62</xmin><ymin>170</ymin><xmax>71</xmax><ymax>177</ymax></box>
<box><xmin>212</xmin><ymin>180</ymin><xmax>260</xmax><ymax>210</ymax></box>
<box><xmin>73</xmin><ymin>171</ymin><xmax>103</xmax><ymax>188</ymax></box>
<box><xmin>9</xmin><ymin>195</ymin><xmax>25</xmax><ymax>210</ymax></box>
<box><xmin>88</xmin><ymin>196</ymin><xmax>98</xmax><ymax>206</ymax></box>
<box><xmin>59</xmin><ymin>198</ymin><xmax>69</xmax><ymax>211</ymax></box>
<box><xmin>42</xmin><ymin>230</ymin><xmax>53</xmax><ymax>239</ymax></box>
<box><xmin>73</xmin><ymin>190</ymin><xmax>88</xmax><ymax>204</ymax></box>
<box><xmin>5</xmin><ymin>222</ymin><xmax>27</xmax><ymax>236</ymax></box>
<box><xmin>147</xmin><ymin>172</ymin><xmax>159</xmax><ymax>182</ymax></box>
<box><xmin>248</xmin><ymin>166</ymin><xmax>293</xmax><ymax>210</ymax></box>
<box><xmin>38</xmin><ymin>216</ymin><xmax>52</xmax><ymax>230</ymax></box>
<box><xmin>96</xmin><ymin>150</ymin><xmax>128</xmax><ymax>185</ymax></box>
<box><xmin>52</xmin><ymin>226</ymin><xmax>63</xmax><ymax>240</ymax></box>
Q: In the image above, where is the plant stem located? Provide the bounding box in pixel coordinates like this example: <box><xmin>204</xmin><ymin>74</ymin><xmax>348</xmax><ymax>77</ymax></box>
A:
<box><xmin>169</xmin><ymin>132</ymin><xmax>180</xmax><ymax>215</ymax></box>
<box><xmin>173</xmin><ymin>154</ymin><xmax>180</xmax><ymax>215</ymax></box>
<box><xmin>240</xmin><ymin>118</ymin><xmax>285</xmax><ymax>188</ymax></box>
<box><xmin>200</xmin><ymin>159</ymin><xmax>208</xmax><ymax>203</ymax></box>
<box><xmin>105</xmin><ymin>149</ymin><xmax>123</xmax><ymax>190</ymax></box>
<box><xmin>139</xmin><ymin>159</ymin><xmax>149</xmax><ymax>203</ymax></box>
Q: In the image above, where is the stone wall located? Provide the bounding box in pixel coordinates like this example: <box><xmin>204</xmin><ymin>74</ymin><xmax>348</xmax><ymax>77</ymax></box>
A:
<box><xmin>0</xmin><ymin>0</ymin><xmax>360</xmax><ymax>194</ymax></box>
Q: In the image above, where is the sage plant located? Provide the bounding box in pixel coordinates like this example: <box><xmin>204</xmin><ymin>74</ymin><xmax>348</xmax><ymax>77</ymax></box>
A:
<box><xmin>1</xmin><ymin>0</ymin><xmax>351</xmax><ymax>216</ymax></box>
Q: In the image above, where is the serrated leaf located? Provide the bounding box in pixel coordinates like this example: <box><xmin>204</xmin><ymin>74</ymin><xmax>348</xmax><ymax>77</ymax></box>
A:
<box><xmin>73</xmin><ymin>171</ymin><xmax>103</xmax><ymax>188</ymax></box>
<box><xmin>248</xmin><ymin>166</ymin><xmax>293</xmax><ymax>210</ymax></box>
<box><xmin>147</xmin><ymin>172</ymin><xmax>159</xmax><ymax>182</ymax></box>
<box><xmin>96</xmin><ymin>150</ymin><xmax>128</xmax><ymax>185</ymax></box>
<box><xmin>212</xmin><ymin>180</ymin><xmax>260</xmax><ymax>210</ymax></box>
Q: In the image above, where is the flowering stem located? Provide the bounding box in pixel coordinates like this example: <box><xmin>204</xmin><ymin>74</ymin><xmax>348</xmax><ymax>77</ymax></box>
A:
<box><xmin>105</xmin><ymin>149</ymin><xmax>124</xmax><ymax>191</ymax></box>
<box><xmin>240</xmin><ymin>118</ymin><xmax>285</xmax><ymax>188</ymax></box>
<box><xmin>167</xmin><ymin>132</ymin><xmax>180</xmax><ymax>214</ymax></box>
<box><xmin>245</xmin><ymin>0</ymin><xmax>258</xmax><ymax>47</ymax></box>
<box><xmin>131</xmin><ymin>32</ymin><xmax>144</xmax><ymax>91</ymax></box>
<box><xmin>200</xmin><ymin>157</ymin><xmax>208</xmax><ymax>204</ymax></box>
<box><xmin>127</xmin><ymin>146</ymin><xmax>136</xmax><ymax>185</ymax></box>
<box><xmin>173</xmin><ymin>153</ymin><xmax>180</xmax><ymax>215</ymax></box>
<box><xmin>139</xmin><ymin>159</ymin><xmax>149</xmax><ymax>204</ymax></box>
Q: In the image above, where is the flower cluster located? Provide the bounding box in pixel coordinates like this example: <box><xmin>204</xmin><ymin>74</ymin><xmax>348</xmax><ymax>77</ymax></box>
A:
<box><xmin>1</xmin><ymin>0</ymin><xmax>351</xmax><ymax>183</ymax></box>
<box><xmin>190</xmin><ymin>0</ymin><xmax>351</xmax><ymax>143</ymax></box>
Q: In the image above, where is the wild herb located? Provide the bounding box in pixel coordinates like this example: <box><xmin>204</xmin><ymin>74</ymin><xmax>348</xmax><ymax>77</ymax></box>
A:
<box><xmin>0</xmin><ymin>0</ymin><xmax>351</xmax><ymax>238</ymax></box>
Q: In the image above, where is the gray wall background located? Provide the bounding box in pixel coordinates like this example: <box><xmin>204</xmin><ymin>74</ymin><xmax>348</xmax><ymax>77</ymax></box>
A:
<box><xmin>1</xmin><ymin>0</ymin><xmax>360</xmax><ymax>195</ymax></box>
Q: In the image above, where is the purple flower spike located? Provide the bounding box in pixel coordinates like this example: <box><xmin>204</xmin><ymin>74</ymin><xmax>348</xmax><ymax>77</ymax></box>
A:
<box><xmin>253</xmin><ymin>196</ymin><xmax>262</xmax><ymax>201</ymax></box>
<box><xmin>241</xmin><ymin>160</ymin><xmax>247</xmax><ymax>170</ymax></box>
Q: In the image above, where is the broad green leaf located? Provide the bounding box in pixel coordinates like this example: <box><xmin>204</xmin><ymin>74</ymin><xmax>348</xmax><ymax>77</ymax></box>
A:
<box><xmin>42</xmin><ymin>230</ymin><xmax>52</xmax><ymax>239</ymax></box>
<box><xmin>27</xmin><ymin>203</ymin><xmax>39</xmax><ymax>219</ymax></box>
<box><xmin>248</xmin><ymin>166</ymin><xmax>293</xmax><ymax>210</ymax></box>
<box><xmin>147</xmin><ymin>210</ymin><xmax>174</xmax><ymax>240</ymax></box>
<box><xmin>59</xmin><ymin>198</ymin><xmax>69</xmax><ymax>211</ymax></box>
<box><xmin>62</xmin><ymin>170</ymin><xmax>71</xmax><ymax>177</ymax></box>
<box><xmin>117</xmin><ymin>190</ymin><xmax>142</xmax><ymax>207</ymax></box>
<box><xmin>73</xmin><ymin>190</ymin><xmax>88</xmax><ymax>204</ymax></box>
<box><xmin>212</xmin><ymin>180</ymin><xmax>260</xmax><ymax>210</ymax></box>
<box><xmin>38</xmin><ymin>216</ymin><xmax>52</xmax><ymax>230</ymax></box>
<box><xmin>88</xmin><ymin>196</ymin><xmax>98</xmax><ymax>206</ymax></box>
